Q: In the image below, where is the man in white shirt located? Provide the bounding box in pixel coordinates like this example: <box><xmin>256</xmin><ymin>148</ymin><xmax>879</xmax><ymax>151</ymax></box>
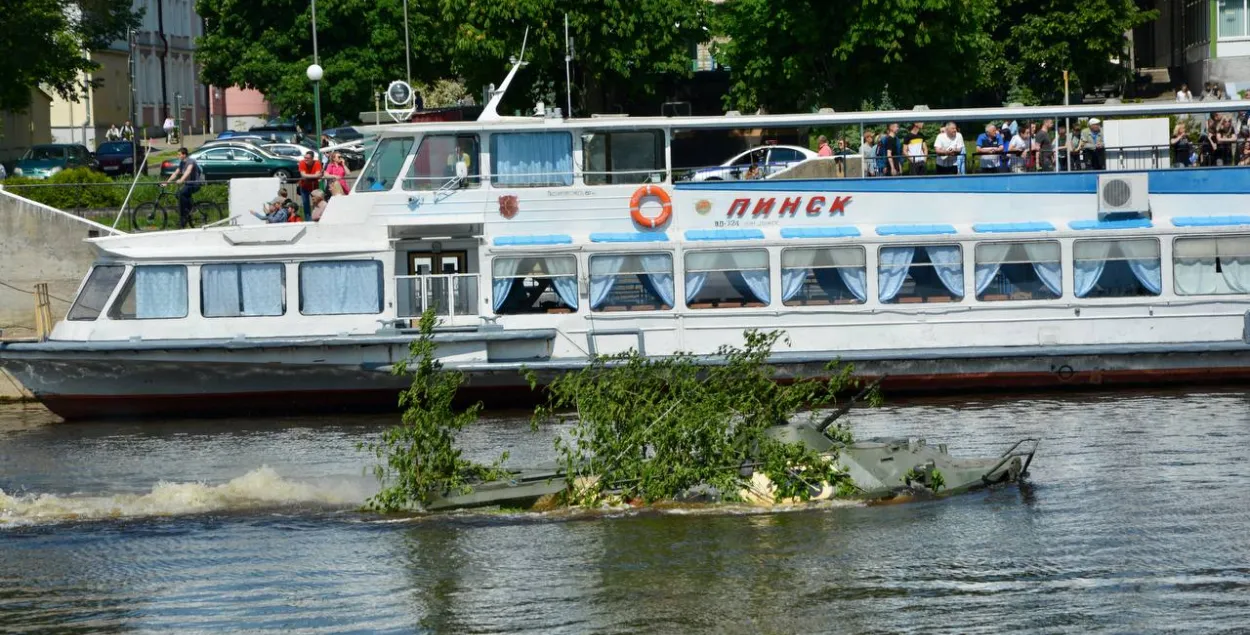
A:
<box><xmin>933</xmin><ymin>121</ymin><xmax>964</xmax><ymax>175</ymax></box>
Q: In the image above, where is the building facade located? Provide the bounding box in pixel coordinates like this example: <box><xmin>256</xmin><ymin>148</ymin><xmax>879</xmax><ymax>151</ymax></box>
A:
<box><xmin>46</xmin><ymin>0</ymin><xmax>271</xmax><ymax>148</ymax></box>
<box><xmin>1135</xmin><ymin>0</ymin><xmax>1250</xmax><ymax>95</ymax></box>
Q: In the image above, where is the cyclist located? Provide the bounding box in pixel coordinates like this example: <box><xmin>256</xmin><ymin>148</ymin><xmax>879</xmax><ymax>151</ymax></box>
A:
<box><xmin>162</xmin><ymin>147</ymin><xmax>204</xmax><ymax>228</ymax></box>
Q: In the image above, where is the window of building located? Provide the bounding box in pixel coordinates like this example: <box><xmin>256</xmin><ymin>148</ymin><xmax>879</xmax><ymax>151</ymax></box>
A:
<box><xmin>404</xmin><ymin>134</ymin><xmax>480</xmax><ymax>190</ymax></box>
<box><xmin>298</xmin><ymin>260</ymin><xmax>383</xmax><ymax>315</ymax></box>
<box><xmin>492</xmin><ymin>255</ymin><xmax>578</xmax><ymax>314</ymax></box>
<box><xmin>355</xmin><ymin>137</ymin><xmax>415</xmax><ymax>192</ymax></box>
<box><xmin>1219</xmin><ymin>0</ymin><xmax>1248</xmax><ymax>39</ymax></box>
<box><xmin>581</xmin><ymin>130</ymin><xmax>666</xmax><ymax>185</ymax></box>
<box><xmin>67</xmin><ymin>265</ymin><xmax>126</xmax><ymax>321</ymax></box>
<box><xmin>109</xmin><ymin>265</ymin><xmax>189</xmax><ymax>319</ymax></box>
<box><xmin>781</xmin><ymin>247</ymin><xmax>866</xmax><ymax>305</ymax></box>
<box><xmin>1073</xmin><ymin>238</ymin><xmax>1161</xmax><ymax>298</ymax></box>
<box><xmin>684</xmin><ymin>250</ymin><xmax>770</xmax><ymax>308</ymax></box>
<box><xmin>589</xmin><ymin>253</ymin><xmax>675</xmax><ymax>311</ymax></box>
<box><xmin>974</xmin><ymin>241</ymin><xmax>1062</xmax><ymax>301</ymax></box>
<box><xmin>201</xmin><ymin>263</ymin><xmax>286</xmax><ymax>317</ymax></box>
<box><xmin>1173</xmin><ymin>236</ymin><xmax>1250</xmax><ymax>295</ymax></box>
<box><xmin>490</xmin><ymin>132</ymin><xmax>573</xmax><ymax>187</ymax></box>
<box><xmin>878</xmin><ymin>245</ymin><xmax>964</xmax><ymax>303</ymax></box>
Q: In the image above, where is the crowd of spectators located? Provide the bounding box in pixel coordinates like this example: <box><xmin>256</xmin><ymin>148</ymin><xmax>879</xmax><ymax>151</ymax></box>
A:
<box><xmin>846</xmin><ymin>118</ymin><xmax>1088</xmax><ymax>176</ymax></box>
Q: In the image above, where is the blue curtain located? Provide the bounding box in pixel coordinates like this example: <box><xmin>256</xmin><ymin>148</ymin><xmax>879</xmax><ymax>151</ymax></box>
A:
<box><xmin>300</xmin><ymin>261</ymin><xmax>382</xmax><ymax>315</ymax></box>
<box><xmin>738</xmin><ymin>270</ymin><xmax>770</xmax><ymax>304</ymax></box>
<box><xmin>491</xmin><ymin>278</ymin><xmax>514</xmax><ymax>312</ymax></box>
<box><xmin>925</xmin><ymin>246</ymin><xmax>964</xmax><ymax>297</ymax></box>
<box><xmin>240</xmin><ymin>264</ymin><xmax>284</xmax><ymax>316</ymax></box>
<box><xmin>1127</xmin><ymin>258</ymin><xmax>1162</xmax><ymax>295</ymax></box>
<box><xmin>590</xmin><ymin>255</ymin><xmax>625</xmax><ymax>310</ymax></box>
<box><xmin>878</xmin><ymin>247</ymin><xmax>915</xmax><ymax>302</ymax></box>
<box><xmin>835</xmin><ymin>267</ymin><xmax>867</xmax><ymax>302</ymax></box>
<box><xmin>492</xmin><ymin>133</ymin><xmax>573</xmax><ymax>186</ymax></box>
<box><xmin>1032</xmin><ymin>261</ymin><xmax>1063</xmax><ymax>296</ymax></box>
<box><xmin>781</xmin><ymin>269</ymin><xmax>808</xmax><ymax>302</ymax></box>
<box><xmin>201</xmin><ymin>265</ymin><xmax>240</xmax><ymax>317</ymax></box>
<box><xmin>135</xmin><ymin>265</ymin><xmax>187</xmax><ymax>319</ymax></box>
<box><xmin>551</xmin><ymin>277</ymin><xmax>578</xmax><ymax>309</ymax></box>
<box><xmin>684</xmin><ymin>272</ymin><xmax>708</xmax><ymax>304</ymax></box>
<box><xmin>638</xmin><ymin>254</ymin><xmax>675</xmax><ymax>307</ymax></box>
<box><xmin>1074</xmin><ymin>260</ymin><xmax>1107</xmax><ymax>298</ymax></box>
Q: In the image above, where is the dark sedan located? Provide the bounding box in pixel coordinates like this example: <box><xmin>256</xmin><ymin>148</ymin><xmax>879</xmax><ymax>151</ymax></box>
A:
<box><xmin>159</xmin><ymin>144</ymin><xmax>300</xmax><ymax>181</ymax></box>
<box><xmin>95</xmin><ymin>141</ymin><xmax>151</xmax><ymax>176</ymax></box>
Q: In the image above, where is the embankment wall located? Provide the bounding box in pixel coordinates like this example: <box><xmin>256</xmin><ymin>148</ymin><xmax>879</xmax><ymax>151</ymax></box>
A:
<box><xmin>0</xmin><ymin>187</ymin><xmax>114</xmax><ymax>338</ymax></box>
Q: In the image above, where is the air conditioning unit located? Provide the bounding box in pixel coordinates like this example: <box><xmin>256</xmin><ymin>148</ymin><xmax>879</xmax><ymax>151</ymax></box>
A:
<box><xmin>1097</xmin><ymin>173</ymin><xmax>1149</xmax><ymax>220</ymax></box>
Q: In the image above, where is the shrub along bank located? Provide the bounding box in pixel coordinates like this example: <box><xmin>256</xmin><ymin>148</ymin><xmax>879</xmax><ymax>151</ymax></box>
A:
<box><xmin>2</xmin><ymin>168</ymin><xmax>227</xmax><ymax>214</ymax></box>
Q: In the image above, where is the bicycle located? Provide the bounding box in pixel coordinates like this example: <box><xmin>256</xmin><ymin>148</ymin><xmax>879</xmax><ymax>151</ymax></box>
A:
<box><xmin>130</xmin><ymin>185</ymin><xmax>224</xmax><ymax>232</ymax></box>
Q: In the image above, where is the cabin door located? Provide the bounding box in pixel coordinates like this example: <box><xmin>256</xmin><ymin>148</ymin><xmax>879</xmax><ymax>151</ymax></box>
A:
<box><xmin>407</xmin><ymin>251</ymin><xmax>469</xmax><ymax>317</ymax></box>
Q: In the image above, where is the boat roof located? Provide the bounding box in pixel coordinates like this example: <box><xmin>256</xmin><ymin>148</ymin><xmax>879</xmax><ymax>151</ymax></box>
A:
<box><xmin>359</xmin><ymin>100</ymin><xmax>1250</xmax><ymax>138</ymax></box>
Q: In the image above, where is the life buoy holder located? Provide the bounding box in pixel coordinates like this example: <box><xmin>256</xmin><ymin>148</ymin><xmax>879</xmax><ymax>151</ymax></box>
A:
<box><xmin>629</xmin><ymin>185</ymin><xmax>672</xmax><ymax>228</ymax></box>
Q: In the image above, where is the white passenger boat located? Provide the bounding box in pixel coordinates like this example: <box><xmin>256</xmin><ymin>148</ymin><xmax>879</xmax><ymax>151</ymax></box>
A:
<box><xmin>4</xmin><ymin>68</ymin><xmax>1250</xmax><ymax>419</ymax></box>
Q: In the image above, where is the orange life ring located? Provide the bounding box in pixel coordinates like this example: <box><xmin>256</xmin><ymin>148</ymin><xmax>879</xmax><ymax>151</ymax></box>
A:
<box><xmin>629</xmin><ymin>185</ymin><xmax>673</xmax><ymax>228</ymax></box>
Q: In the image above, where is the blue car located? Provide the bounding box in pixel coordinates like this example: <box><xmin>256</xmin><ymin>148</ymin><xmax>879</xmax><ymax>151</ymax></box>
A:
<box><xmin>12</xmin><ymin>144</ymin><xmax>96</xmax><ymax>180</ymax></box>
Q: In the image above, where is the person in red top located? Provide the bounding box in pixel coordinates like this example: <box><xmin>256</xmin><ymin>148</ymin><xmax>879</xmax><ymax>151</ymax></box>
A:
<box><xmin>817</xmin><ymin>135</ymin><xmax>833</xmax><ymax>157</ymax></box>
<box><xmin>297</xmin><ymin>151</ymin><xmax>323</xmax><ymax>218</ymax></box>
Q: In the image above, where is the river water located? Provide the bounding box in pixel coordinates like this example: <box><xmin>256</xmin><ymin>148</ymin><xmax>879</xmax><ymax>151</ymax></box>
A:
<box><xmin>2</xmin><ymin>389</ymin><xmax>1249</xmax><ymax>634</ymax></box>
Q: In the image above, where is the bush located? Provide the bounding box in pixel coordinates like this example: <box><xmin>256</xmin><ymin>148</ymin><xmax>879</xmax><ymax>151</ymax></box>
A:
<box><xmin>5</xmin><ymin>169</ymin><xmax>227</xmax><ymax>214</ymax></box>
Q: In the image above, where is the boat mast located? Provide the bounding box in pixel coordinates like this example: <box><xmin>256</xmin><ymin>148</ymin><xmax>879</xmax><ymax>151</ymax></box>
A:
<box><xmin>478</xmin><ymin>28</ymin><xmax>529</xmax><ymax>122</ymax></box>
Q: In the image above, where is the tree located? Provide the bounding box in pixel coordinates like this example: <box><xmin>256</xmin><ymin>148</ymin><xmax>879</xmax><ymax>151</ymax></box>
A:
<box><xmin>415</xmin><ymin>0</ymin><xmax>711</xmax><ymax>115</ymax></box>
<box><xmin>716</xmin><ymin>0</ymin><xmax>1156</xmax><ymax>113</ymax></box>
<box><xmin>995</xmin><ymin>0</ymin><xmax>1157</xmax><ymax>104</ymax></box>
<box><xmin>716</xmin><ymin>0</ymin><xmax>996</xmax><ymax>113</ymax></box>
<box><xmin>0</xmin><ymin>0</ymin><xmax>140</xmax><ymax>112</ymax></box>
<box><xmin>196</xmin><ymin>0</ymin><xmax>448</xmax><ymax>127</ymax></box>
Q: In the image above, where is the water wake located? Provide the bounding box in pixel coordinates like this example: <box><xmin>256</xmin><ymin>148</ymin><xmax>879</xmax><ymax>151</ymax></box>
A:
<box><xmin>0</xmin><ymin>466</ymin><xmax>364</xmax><ymax>526</ymax></box>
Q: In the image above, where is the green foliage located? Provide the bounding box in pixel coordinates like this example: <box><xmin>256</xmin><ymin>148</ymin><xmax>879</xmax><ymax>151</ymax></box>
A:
<box><xmin>0</xmin><ymin>0</ymin><xmax>141</xmax><ymax>112</ymax></box>
<box><xmin>361</xmin><ymin>310</ymin><xmax>508</xmax><ymax>512</ymax></box>
<box><xmin>532</xmin><ymin>330</ymin><xmax>859</xmax><ymax>505</ymax></box>
<box><xmin>196</xmin><ymin>0</ymin><xmax>448</xmax><ymax>127</ymax></box>
<box><xmin>716</xmin><ymin>0</ymin><xmax>1155</xmax><ymax>112</ymax></box>
<box><xmin>904</xmin><ymin>465</ymin><xmax>946</xmax><ymax>493</ymax></box>
<box><xmin>4</xmin><ymin>171</ymin><xmax>226</xmax><ymax>214</ymax></box>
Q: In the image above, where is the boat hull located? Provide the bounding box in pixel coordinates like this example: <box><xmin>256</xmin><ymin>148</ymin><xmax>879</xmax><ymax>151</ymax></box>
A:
<box><xmin>4</xmin><ymin>338</ymin><xmax>1250</xmax><ymax>420</ymax></box>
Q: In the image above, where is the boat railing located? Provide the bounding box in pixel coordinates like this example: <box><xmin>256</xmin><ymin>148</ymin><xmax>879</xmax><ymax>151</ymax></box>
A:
<box><xmin>395</xmin><ymin>273</ymin><xmax>480</xmax><ymax>324</ymax></box>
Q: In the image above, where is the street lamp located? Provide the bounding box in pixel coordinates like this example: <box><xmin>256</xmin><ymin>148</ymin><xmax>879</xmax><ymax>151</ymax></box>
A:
<box><xmin>174</xmin><ymin>91</ymin><xmax>182</xmax><ymax>143</ymax></box>
<box><xmin>307</xmin><ymin>63</ymin><xmax>323</xmax><ymax>150</ymax></box>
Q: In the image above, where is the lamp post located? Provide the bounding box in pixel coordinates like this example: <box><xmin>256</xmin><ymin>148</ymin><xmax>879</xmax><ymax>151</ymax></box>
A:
<box><xmin>307</xmin><ymin>64</ymin><xmax>323</xmax><ymax>151</ymax></box>
<box><xmin>174</xmin><ymin>91</ymin><xmax>182</xmax><ymax>143</ymax></box>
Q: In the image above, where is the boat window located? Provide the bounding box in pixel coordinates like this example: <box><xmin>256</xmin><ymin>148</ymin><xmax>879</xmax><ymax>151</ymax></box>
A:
<box><xmin>589</xmin><ymin>253</ymin><xmax>675</xmax><ymax>311</ymax></box>
<box><xmin>67</xmin><ymin>265</ymin><xmax>126</xmax><ymax>321</ymax></box>
<box><xmin>974</xmin><ymin>241</ymin><xmax>1062</xmax><ymax>301</ymax></box>
<box><xmin>1073</xmin><ymin>238</ymin><xmax>1161</xmax><ymax>298</ymax></box>
<box><xmin>1173</xmin><ymin>236</ymin><xmax>1250</xmax><ymax>295</ymax></box>
<box><xmin>581</xmin><ymin>130</ymin><xmax>666</xmax><ymax>185</ymax></box>
<box><xmin>492</xmin><ymin>255</ymin><xmax>578</xmax><ymax>314</ymax></box>
<box><xmin>781</xmin><ymin>247</ymin><xmax>866</xmax><ymax>306</ymax></box>
<box><xmin>684</xmin><ymin>250</ymin><xmax>770</xmax><ymax>309</ymax></box>
<box><xmin>298</xmin><ymin>260</ymin><xmax>383</xmax><ymax>315</ymax></box>
<box><xmin>878</xmin><ymin>245</ymin><xmax>965</xmax><ymax>304</ymax></box>
<box><xmin>201</xmin><ymin>263</ymin><xmax>286</xmax><ymax>317</ymax></box>
<box><xmin>109</xmin><ymin>265</ymin><xmax>189</xmax><ymax>320</ymax></box>
<box><xmin>355</xmin><ymin>136</ymin><xmax>415</xmax><ymax>192</ymax></box>
<box><xmin>490</xmin><ymin>132</ymin><xmax>573</xmax><ymax>187</ymax></box>
<box><xmin>403</xmin><ymin>134</ymin><xmax>480</xmax><ymax>191</ymax></box>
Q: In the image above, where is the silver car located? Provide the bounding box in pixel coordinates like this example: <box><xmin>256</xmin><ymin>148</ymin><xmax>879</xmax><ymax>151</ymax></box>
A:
<box><xmin>686</xmin><ymin>145</ymin><xmax>818</xmax><ymax>182</ymax></box>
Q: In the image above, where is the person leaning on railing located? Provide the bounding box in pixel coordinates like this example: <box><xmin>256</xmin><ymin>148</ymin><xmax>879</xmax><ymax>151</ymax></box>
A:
<box><xmin>932</xmin><ymin>122</ymin><xmax>963</xmax><ymax>175</ymax></box>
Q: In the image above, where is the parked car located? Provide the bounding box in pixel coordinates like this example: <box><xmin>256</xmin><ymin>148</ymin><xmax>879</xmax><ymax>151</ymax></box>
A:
<box><xmin>159</xmin><ymin>143</ymin><xmax>300</xmax><ymax>181</ymax></box>
<box><xmin>12</xmin><ymin>144</ymin><xmax>97</xmax><ymax>179</ymax></box>
<box><xmin>262</xmin><ymin>143</ymin><xmax>327</xmax><ymax>164</ymax></box>
<box><xmin>199</xmin><ymin>136</ymin><xmax>265</xmax><ymax>151</ymax></box>
<box><xmin>249</xmin><ymin>125</ymin><xmax>303</xmax><ymax>144</ymax></box>
<box><xmin>323</xmin><ymin>126</ymin><xmax>364</xmax><ymax>143</ymax></box>
<box><xmin>215</xmin><ymin>130</ymin><xmax>254</xmax><ymax>139</ymax></box>
<box><xmin>94</xmin><ymin>141</ymin><xmax>151</xmax><ymax>176</ymax></box>
<box><xmin>684</xmin><ymin>145</ymin><xmax>818</xmax><ymax>182</ymax></box>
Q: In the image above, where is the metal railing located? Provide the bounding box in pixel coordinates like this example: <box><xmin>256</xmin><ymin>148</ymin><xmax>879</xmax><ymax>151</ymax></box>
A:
<box><xmin>395</xmin><ymin>273</ymin><xmax>480</xmax><ymax>321</ymax></box>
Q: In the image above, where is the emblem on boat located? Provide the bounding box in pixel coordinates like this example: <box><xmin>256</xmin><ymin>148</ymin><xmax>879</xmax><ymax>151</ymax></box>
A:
<box><xmin>499</xmin><ymin>195</ymin><xmax>519</xmax><ymax>219</ymax></box>
<box><xmin>695</xmin><ymin>199</ymin><xmax>712</xmax><ymax>215</ymax></box>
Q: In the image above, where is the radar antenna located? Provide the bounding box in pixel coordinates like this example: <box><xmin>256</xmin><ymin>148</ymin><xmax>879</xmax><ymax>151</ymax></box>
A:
<box><xmin>478</xmin><ymin>28</ymin><xmax>529</xmax><ymax>122</ymax></box>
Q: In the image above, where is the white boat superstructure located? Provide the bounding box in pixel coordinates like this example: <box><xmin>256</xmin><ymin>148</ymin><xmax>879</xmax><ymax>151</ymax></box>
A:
<box><xmin>7</xmin><ymin>95</ymin><xmax>1250</xmax><ymax>419</ymax></box>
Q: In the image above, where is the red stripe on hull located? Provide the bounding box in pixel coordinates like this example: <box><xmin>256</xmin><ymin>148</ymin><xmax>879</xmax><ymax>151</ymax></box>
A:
<box><xmin>33</xmin><ymin>366</ymin><xmax>1250</xmax><ymax>421</ymax></box>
